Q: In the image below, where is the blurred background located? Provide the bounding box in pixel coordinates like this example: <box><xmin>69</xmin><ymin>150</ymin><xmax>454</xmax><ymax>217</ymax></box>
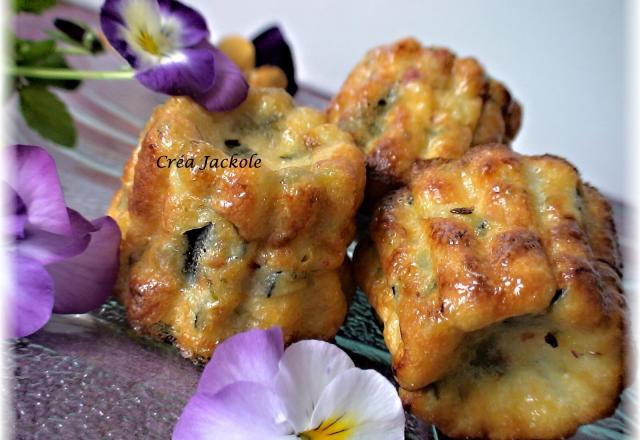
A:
<box><xmin>71</xmin><ymin>0</ymin><xmax>627</xmax><ymax>202</ymax></box>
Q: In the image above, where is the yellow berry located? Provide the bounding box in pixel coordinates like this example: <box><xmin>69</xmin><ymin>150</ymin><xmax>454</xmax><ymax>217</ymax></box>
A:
<box><xmin>218</xmin><ymin>35</ymin><xmax>255</xmax><ymax>72</ymax></box>
<box><xmin>249</xmin><ymin>65</ymin><xmax>288</xmax><ymax>90</ymax></box>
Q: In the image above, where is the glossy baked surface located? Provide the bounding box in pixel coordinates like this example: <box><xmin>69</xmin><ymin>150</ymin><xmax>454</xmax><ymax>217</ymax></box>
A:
<box><xmin>108</xmin><ymin>88</ymin><xmax>365</xmax><ymax>361</ymax></box>
<box><xmin>355</xmin><ymin>145</ymin><xmax>626</xmax><ymax>439</ymax></box>
<box><xmin>327</xmin><ymin>38</ymin><xmax>522</xmax><ymax>201</ymax></box>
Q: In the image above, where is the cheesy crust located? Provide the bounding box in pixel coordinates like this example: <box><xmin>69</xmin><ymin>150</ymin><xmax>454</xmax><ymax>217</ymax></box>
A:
<box><xmin>109</xmin><ymin>88</ymin><xmax>365</xmax><ymax>362</ymax></box>
<box><xmin>354</xmin><ymin>144</ymin><xmax>625</xmax><ymax>439</ymax></box>
<box><xmin>327</xmin><ymin>38</ymin><xmax>522</xmax><ymax>202</ymax></box>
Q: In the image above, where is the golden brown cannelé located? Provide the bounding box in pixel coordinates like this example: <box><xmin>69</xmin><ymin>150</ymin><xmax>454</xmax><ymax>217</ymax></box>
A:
<box><xmin>109</xmin><ymin>88</ymin><xmax>365</xmax><ymax>362</ymax></box>
<box><xmin>327</xmin><ymin>38</ymin><xmax>522</xmax><ymax>202</ymax></box>
<box><xmin>355</xmin><ymin>144</ymin><xmax>625</xmax><ymax>439</ymax></box>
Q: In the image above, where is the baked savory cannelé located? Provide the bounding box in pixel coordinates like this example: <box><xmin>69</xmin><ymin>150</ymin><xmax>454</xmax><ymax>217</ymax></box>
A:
<box><xmin>354</xmin><ymin>145</ymin><xmax>625</xmax><ymax>439</ymax></box>
<box><xmin>327</xmin><ymin>38</ymin><xmax>522</xmax><ymax>202</ymax></box>
<box><xmin>109</xmin><ymin>88</ymin><xmax>365</xmax><ymax>362</ymax></box>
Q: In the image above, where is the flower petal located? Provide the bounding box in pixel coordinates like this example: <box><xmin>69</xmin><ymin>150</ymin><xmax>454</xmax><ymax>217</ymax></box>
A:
<box><xmin>9</xmin><ymin>145</ymin><xmax>71</xmax><ymax>235</ymax></box>
<box><xmin>10</xmin><ymin>252</ymin><xmax>54</xmax><ymax>338</ymax></box>
<box><xmin>100</xmin><ymin>0</ymin><xmax>144</xmax><ymax>67</ymax></box>
<box><xmin>173</xmin><ymin>382</ymin><xmax>296</xmax><ymax>440</ymax></box>
<box><xmin>198</xmin><ymin>327</ymin><xmax>284</xmax><ymax>396</ymax></box>
<box><xmin>252</xmin><ymin>26</ymin><xmax>297</xmax><ymax>95</ymax></box>
<box><xmin>5</xmin><ymin>183</ymin><xmax>27</xmax><ymax>238</ymax></box>
<box><xmin>158</xmin><ymin>0</ymin><xmax>209</xmax><ymax>47</ymax></box>
<box><xmin>18</xmin><ymin>209</ymin><xmax>95</xmax><ymax>266</ymax></box>
<box><xmin>309</xmin><ymin>369</ymin><xmax>405</xmax><ymax>440</ymax></box>
<box><xmin>194</xmin><ymin>46</ymin><xmax>249</xmax><ymax>112</ymax></box>
<box><xmin>134</xmin><ymin>45</ymin><xmax>216</xmax><ymax>96</ymax></box>
<box><xmin>120</xmin><ymin>0</ymin><xmax>162</xmax><ymax>38</ymax></box>
<box><xmin>274</xmin><ymin>340</ymin><xmax>355</xmax><ymax>432</ymax></box>
<box><xmin>17</xmin><ymin>228</ymin><xmax>90</xmax><ymax>266</ymax></box>
<box><xmin>46</xmin><ymin>214</ymin><xmax>120</xmax><ymax>313</ymax></box>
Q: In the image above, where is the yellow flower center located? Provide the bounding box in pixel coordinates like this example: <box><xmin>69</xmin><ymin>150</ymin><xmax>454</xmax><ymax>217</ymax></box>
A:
<box><xmin>298</xmin><ymin>416</ymin><xmax>355</xmax><ymax>440</ymax></box>
<box><xmin>137</xmin><ymin>30</ymin><xmax>161</xmax><ymax>55</ymax></box>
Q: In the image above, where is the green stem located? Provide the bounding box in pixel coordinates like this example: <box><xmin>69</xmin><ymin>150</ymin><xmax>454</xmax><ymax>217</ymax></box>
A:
<box><xmin>56</xmin><ymin>47</ymin><xmax>93</xmax><ymax>56</ymax></box>
<box><xmin>8</xmin><ymin>66</ymin><xmax>135</xmax><ymax>81</ymax></box>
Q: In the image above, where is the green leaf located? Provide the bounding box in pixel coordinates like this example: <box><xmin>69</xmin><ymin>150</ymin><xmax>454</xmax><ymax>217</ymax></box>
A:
<box><xmin>29</xmin><ymin>52</ymin><xmax>81</xmax><ymax>90</ymax></box>
<box><xmin>19</xmin><ymin>85</ymin><xmax>76</xmax><ymax>147</ymax></box>
<box><xmin>13</xmin><ymin>0</ymin><xmax>57</xmax><ymax>14</ymax></box>
<box><xmin>14</xmin><ymin>38</ymin><xmax>55</xmax><ymax>64</ymax></box>
<box><xmin>14</xmin><ymin>37</ymin><xmax>81</xmax><ymax>90</ymax></box>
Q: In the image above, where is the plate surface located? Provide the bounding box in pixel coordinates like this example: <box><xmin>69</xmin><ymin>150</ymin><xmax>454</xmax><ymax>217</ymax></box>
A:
<box><xmin>10</xmin><ymin>4</ymin><xmax>634</xmax><ymax>439</ymax></box>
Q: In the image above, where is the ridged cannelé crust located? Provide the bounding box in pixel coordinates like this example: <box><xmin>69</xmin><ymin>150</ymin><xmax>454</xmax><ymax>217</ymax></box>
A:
<box><xmin>327</xmin><ymin>38</ymin><xmax>522</xmax><ymax>202</ymax></box>
<box><xmin>109</xmin><ymin>88</ymin><xmax>365</xmax><ymax>362</ymax></box>
<box><xmin>354</xmin><ymin>145</ymin><xmax>625</xmax><ymax>439</ymax></box>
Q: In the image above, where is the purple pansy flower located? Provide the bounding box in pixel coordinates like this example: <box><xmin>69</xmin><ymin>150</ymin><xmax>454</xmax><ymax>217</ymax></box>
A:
<box><xmin>253</xmin><ymin>26</ymin><xmax>297</xmax><ymax>95</ymax></box>
<box><xmin>174</xmin><ymin>328</ymin><xmax>405</xmax><ymax>440</ymax></box>
<box><xmin>7</xmin><ymin>145</ymin><xmax>120</xmax><ymax>338</ymax></box>
<box><xmin>100</xmin><ymin>0</ymin><xmax>248</xmax><ymax>111</ymax></box>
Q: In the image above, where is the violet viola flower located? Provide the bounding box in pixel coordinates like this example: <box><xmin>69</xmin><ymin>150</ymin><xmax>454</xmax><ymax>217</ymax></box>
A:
<box><xmin>253</xmin><ymin>26</ymin><xmax>298</xmax><ymax>95</ymax></box>
<box><xmin>100</xmin><ymin>0</ymin><xmax>248</xmax><ymax>111</ymax></box>
<box><xmin>6</xmin><ymin>145</ymin><xmax>120</xmax><ymax>338</ymax></box>
<box><xmin>174</xmin><ymin>328</ymin><xmax>405</xmax><ymax>440</ymax></box>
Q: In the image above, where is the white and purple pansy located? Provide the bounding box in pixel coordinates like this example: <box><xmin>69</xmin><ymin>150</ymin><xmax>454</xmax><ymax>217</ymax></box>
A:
<box><xmin>6</xmin><ymin>145</ymin><xmax>121</xmax><ymax>338</ymax></box>
<box><xmin>173</xmin><ymin>328</ymin><xmax>405</xmax><ymax>440</ymax></box>
<box><xmin>100</xmin><ymin>0</ymin><xmax>248</xmax><ymax>111</ymax></box>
